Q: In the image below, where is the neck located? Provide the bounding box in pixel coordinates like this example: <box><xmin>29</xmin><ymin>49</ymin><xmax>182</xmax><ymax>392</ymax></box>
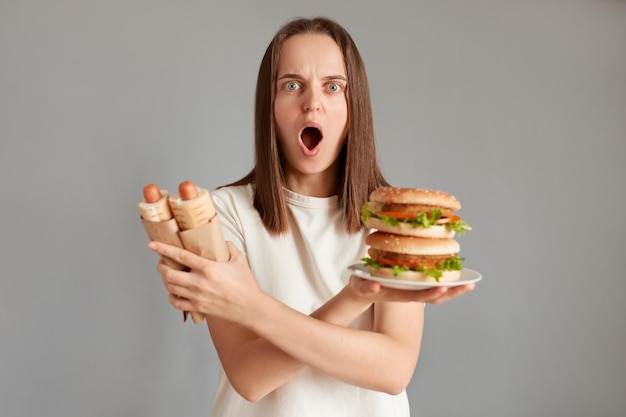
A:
<box><xmin>283</xmin><ymin>169</ymin><xmax>338</xmax><ymax>197</ymax></box>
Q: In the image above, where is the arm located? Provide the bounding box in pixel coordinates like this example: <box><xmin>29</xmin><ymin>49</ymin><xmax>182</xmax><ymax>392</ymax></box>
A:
<box><xmin>204</xmin><ymin>284</ymin><xmax>377</xmax><ymax>402</ymax></box>
<box><xmin>233</xmin><ymin>291</ymin><xmax>424</xmax><ymax>396</ymax></box>
<box><xmin>150</xmin><ymin>241</ymin><xmax>474</xmax><ymax>401</ymax></box>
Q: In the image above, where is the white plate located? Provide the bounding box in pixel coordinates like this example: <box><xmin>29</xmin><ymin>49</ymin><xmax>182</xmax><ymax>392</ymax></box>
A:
<box><xmin>348</xmin><ymin>264</ymin><xmax>482</xmax><ymax>290</ymax></box>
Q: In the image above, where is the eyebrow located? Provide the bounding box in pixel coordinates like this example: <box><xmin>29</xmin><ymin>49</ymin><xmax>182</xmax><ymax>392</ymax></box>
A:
<box><xmin>277</xmin><ymin>73</ymin><xmax>347</xmax><ymax>81</ymax></box>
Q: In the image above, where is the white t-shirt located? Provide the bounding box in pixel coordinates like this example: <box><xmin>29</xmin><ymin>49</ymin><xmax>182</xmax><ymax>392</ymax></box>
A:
<box><xmin>208</xmin><ymin>184</ymin><xmax>410</xmax><ymax>417</ymax></box>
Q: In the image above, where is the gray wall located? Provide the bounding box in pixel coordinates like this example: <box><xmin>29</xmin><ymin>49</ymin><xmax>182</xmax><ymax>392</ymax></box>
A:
<box><xmin>2</xmin><ymin>1</ymin><xmax>625</xmax><ymax>416</ymax></box>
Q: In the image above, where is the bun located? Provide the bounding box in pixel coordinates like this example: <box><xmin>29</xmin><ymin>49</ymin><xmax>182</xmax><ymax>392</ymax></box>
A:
<box><xmin>361</xmin><ymin>186</ymin><xmax>469</xmax><ymax>284</ymax></box>
<box><xmin>366</xmin><ymin>232</ymin><xmax>459</xmax><ymax>256</ymax></box>
<box><xmin>364</xmin><ymin>217</ymin><xmax>456</xmax><ymax>238</ymax></box>
<box><xmin>369</xmin><ymin>187</ymin><xmax>461</xmax><ymax>211</ymax></box>
<box><xmin>368</xmin><ymin>266</ymin><xmax>461</xmax><ymax>282</ymax></box>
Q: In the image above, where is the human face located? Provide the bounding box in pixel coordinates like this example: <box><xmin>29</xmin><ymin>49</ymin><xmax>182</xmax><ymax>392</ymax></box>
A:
<box><xmin>274</xmin><ymin>33</ymin><xmax>348</xmax><ymax>197</ymax></box>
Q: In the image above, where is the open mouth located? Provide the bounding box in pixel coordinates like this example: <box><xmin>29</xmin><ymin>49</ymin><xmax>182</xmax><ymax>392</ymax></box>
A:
<box><xmin>300</xmin><ymin>127</ymin><xmax>322</xmax><ymax>151</ymax></box>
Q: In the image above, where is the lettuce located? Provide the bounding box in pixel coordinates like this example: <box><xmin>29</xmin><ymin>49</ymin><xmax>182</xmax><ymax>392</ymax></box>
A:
<box><xmin>361</xmin><ymin>256</ymin><xmax>464</xmax><ymax>282</ymax></box>
<box><xmin>444</xmin><ymin>219</ymin><xmax>472</xmax><ymax>235</ymax></box>
<box><xmin>361</xmin><ymin>205</ymin><xmax>471</xmax><ymax>235</ymax></box>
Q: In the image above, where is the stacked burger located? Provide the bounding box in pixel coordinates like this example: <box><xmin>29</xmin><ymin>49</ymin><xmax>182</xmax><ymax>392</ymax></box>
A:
<box><xmin>361</xmin><ymin>187</ymin><xmax>471</xmax><ymax>282</ymax></box>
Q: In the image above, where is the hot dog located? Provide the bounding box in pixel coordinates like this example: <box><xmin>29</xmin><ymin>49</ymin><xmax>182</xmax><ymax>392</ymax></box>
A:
<box><xmin>138</xmin><ymin>183</ymin><xmax>190</xmax><ymax>322</ymax></box>
<box><xmin>139</xmin><ymin>184</ymin><xmax>174</xmax><ymax>222</ymax></box>
<box><xmin>169</xmin><ymin>180</ymin><xmax>229</xmax><ymax>324</ymax></box>
<box><xmin>169</xmin><ymin>181</ymin><xmax>221</xmax><ymax>231</ymax></box>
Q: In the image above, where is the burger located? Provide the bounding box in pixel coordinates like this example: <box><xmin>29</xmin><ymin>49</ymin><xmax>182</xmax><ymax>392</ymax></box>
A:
<box><xmin>361</xmin><ymin>187</ymin><xmax>471</xmax><ymax>238</ymax></box>
<box><xmin>364</xmin><ymin>232</ymin><xmax>463</xmax><ymax>282</ymax></box>
<box><xmin>360</xmin><ymin>187</ymin><xmax>471</xmax><ymax>282</ymax></box>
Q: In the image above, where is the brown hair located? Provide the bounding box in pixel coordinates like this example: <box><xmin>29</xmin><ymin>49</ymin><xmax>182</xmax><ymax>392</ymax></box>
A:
<box><xmin>227</xmin><ymin>17</ymin><xmax>388</xmax><ymax>234</ymax></box>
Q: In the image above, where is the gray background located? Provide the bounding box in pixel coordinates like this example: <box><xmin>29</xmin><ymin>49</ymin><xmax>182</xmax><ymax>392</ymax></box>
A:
<box><xmin>2</xmin><ymin>1</ymin><xmax>625</xmax><ymax>416</ymax></box>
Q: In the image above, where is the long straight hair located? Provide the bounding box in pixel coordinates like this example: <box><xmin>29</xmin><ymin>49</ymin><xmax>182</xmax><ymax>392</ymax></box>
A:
<box><xmin>227</xmin><ymin>17</ymin><xmax>388</xmax><ymax>234</ymax></box>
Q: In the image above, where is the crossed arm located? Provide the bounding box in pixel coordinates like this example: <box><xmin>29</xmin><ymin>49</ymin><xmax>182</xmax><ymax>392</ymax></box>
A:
<box><xmin>148</xmin><ymin>241</ymin><xmax>474</xmax><ymax>401</ymax></box>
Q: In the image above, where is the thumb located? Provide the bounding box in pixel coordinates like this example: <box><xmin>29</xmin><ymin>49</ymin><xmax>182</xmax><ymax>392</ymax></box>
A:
<box><xmin>350</xmin><ymin>275</ymin><xmax>382</xmax><ymax>296</ymax></box>
<box><xmin>225</xmin><ymin>240</ymin><xmax>241</xmax><ymax>262</ymax></box>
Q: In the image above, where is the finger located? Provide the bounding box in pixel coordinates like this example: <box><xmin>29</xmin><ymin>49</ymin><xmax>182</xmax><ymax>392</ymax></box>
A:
<box><xmin>148</xmin><ymin>241</ymin><xmax>207</xmax><ymax>270</ymax></box>
<box><xmin>225</xmin><ymin>241</ymin><xmax>238</xmax><ymax>261</ymax></box>
<box><xmin>163</xmin><ymin>278</ymin><xmax>194</xmax><ymax>300</ymax></box>
<box><xmin>427</xmin><ymin>283</ymin><xmax>475</xmax><ymax>304</ymax></box>
<box><xmin>441</xmin><ymin>283</ymin><xmax>475</xmax><ymax>298</ymax></box>
<box><xmin>350</xmin><ymin>276</ymin><xmax>382</xmax><ymax>296</ymax></box>
<box><xmin>392</xmin><ymin>286</ymin><xmax>448</xmax><ymax>303</ymax></box>
<box><xmin>160</xmin><ymin>255</ymin><xmax>186</xmax><ymax>270</ymax></box>
<box><xmin>157</xmin><ymin>262</ymin><xmax>195</xmax><ymax>297</ymax></box>
<box><xmin>168</xmin><ymin>293</ymin><xmax>194</xmax><ymax>312</ymax></box>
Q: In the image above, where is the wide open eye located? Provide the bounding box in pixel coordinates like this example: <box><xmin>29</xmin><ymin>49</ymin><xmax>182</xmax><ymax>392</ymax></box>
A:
<box><xmin>327</xmin><ymin>82</ymin><xmax>341</xmax><ymax>93</ymax></box>
<box><xmin>285</xmin><ymin>81</ymin><xmax>300</xmax><ymax>91</ymax></box>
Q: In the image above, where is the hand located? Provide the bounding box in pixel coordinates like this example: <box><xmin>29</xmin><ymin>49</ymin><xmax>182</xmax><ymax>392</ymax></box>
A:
<box><xmin>148</xmin><ymin>241</ymin><xmax>262</xmax><ymax>321</ymax></box>
<box><xmin>348</xmin><ymin>275</ymin><xmax>475</xmax><ymax>305</ymax></box>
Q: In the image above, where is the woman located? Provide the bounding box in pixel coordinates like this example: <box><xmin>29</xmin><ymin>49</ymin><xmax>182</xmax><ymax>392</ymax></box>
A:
<box><xmin>149</xmin><ymin>17</ymin><xmax>474</xmax><ymax>417</ymax></box>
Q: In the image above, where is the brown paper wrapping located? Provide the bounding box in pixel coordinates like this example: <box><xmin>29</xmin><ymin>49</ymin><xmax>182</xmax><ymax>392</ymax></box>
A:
<box><xmin>178</xmin><ymin>217</ymin><xmax>229</xmax><ymax>262</ymax></box>
<box><xmin>141</xmin><ymin>217</ymin><xmax>190</xmax><ymax>322</ymax></box>
<box><xmin>142</xmin><ymin>218</ymin><xmax>185</xmax><ymax>262</ymax></box>
<box><xmin>178</xmin><ymin>215</ymin><xmax>229</xmax><ymax>324</ymax></box>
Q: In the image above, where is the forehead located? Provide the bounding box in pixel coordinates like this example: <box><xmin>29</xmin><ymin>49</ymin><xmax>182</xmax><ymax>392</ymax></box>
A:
<box><xmin>278</xmin><ymin>33</ymin><xmax>345</xmax><ymax>74</ymax></box>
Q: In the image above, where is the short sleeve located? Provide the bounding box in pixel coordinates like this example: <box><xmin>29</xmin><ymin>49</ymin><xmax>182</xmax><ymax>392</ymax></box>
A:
<box><xmin>210</xmin><ymin>186</ymin><xmax>251</xmax><ymax>259</ymax></box>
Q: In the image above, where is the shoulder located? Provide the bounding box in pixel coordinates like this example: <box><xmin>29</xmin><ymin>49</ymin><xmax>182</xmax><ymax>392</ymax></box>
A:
<box><xmin>211</xmin><ymin>184</ymin><xmax>254</xmax><ymax>211</ymax></box>
<box><xmin>210</xmin><ymin>185</ymin><xmax>258</xmax><ymax>253</ymax></box>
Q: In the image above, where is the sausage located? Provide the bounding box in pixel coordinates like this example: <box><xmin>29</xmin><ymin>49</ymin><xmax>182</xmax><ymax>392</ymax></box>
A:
<box><xmin>179</xmin><ymin>180</ymin><xmax>198</xmax><ymax>201</ymax></box>
<box><xmin>143</xmin><ymin>183</ymin><xmax>163</xmax><ymax>204</ymax></box>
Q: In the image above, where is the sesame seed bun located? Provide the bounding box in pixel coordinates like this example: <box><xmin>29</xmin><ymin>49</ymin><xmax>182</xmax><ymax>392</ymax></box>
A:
<box><xmin>368</xmin><ymin>267</ymin><xmax>461</xmax><ymax>282</ymax></box>
<box><xmin>363</xmin><ymin>216</ymin><xmax>456</xmax><ymax>238</ymax></box>
<box><xmin>364</xmin><ymin>232</ymin><xmax>462</xmax><ymax>282</ymax></box>
<box><xmin>365</xmin><ymin>232</ymin><xmax>460</xmax><ymax>255</ymax></box>
<box><xmin>369</xmin><ymin>187</ymin><xmax>461</xmax><ymax>211</ymax></box>
<box><xmin>362</xmin><ymin>187</ymin><xmax>464</xmax><ymax>237</ymax></box>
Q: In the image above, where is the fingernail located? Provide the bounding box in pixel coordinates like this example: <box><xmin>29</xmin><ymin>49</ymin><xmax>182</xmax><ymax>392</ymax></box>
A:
<box><xmin>147</xmin><ymin>242</ymin><xmax>157</xmax><ymax>250</ymax></box>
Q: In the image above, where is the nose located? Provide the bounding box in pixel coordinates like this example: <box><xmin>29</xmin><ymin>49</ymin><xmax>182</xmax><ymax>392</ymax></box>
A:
<box><xmin>303</xmin><ymin>88</ymin><xmax>321</xmax><ymax>112</ymax></box>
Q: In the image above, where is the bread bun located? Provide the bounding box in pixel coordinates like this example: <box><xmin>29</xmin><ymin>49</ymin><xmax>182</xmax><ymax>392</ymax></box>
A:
<box><xmin>364</xmin><ymin>217</ymin><xmax>456</xmax><ymax>238</ymax></box>
<box><xmin>361</xmin><ymin>187</ymin><xmax>469</xmax><ymax>283</ymax></box>
<box><xmin>367</xmin><ymin>266</ymin><xmax>461</xmax><ymax>282</ymax></box>
<box><xmin>369</xmin><ymin>187</ymin><xmax>461</xmax><ymax>211</ymax></box>
<box><xmin>365</xmin><ymin>232</ymin><xmax>459</xmax><ymax>255</ymax></box>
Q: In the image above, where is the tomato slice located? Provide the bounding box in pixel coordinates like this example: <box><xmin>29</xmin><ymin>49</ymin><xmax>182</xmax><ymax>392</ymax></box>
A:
<box><xmin>378</xmin><ymin>211</ymin><xmax>461</xmax><ymax>224</ymax></box>
<box><xmin>377</xmin><ymin>211</ymin><xmax>419</xmax><ymax>219</ymax></box>
<box><xmin>436</xmin><ymin>215</ymin><xmax>460</xmax><ymax>224</ymax></box>
<box><xmin>376</xmin><ymin>257</ymin><xmax>437</xmax><ymax>270</ymax></box>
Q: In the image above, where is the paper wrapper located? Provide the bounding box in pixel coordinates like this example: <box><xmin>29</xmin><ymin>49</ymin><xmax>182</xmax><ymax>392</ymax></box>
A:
<box><xmin>142</xmin><ymin>218</ymin><xmax>185</xmax><ymax>269</ymax></box>
<box><xmin>178</xmin><ymin>215</ymin><xmax>229</xmax><ymax>324</ymax></box>
<box><xmin>178</xmin><ymin>217</ymin><xmax>229</xmax><ymax>262</ymax></box>
<box><xmin>141</xmin><ymin>217</ymin><xmax>190</xmax><ymax>322</ymax></box>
